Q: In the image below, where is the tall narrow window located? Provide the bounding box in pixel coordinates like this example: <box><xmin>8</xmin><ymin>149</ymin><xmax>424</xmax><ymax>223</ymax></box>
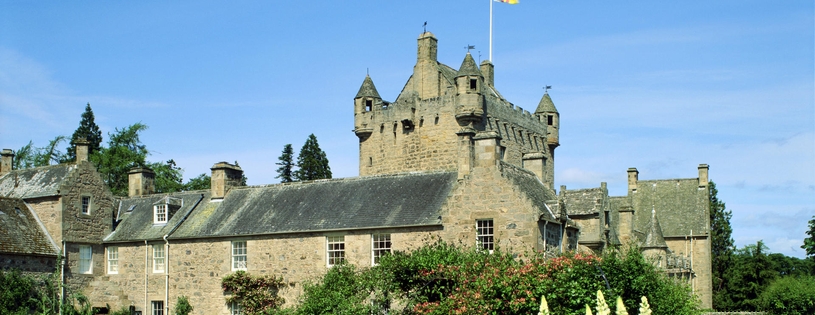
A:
<box><xmin>81</xmin><ymin>196</ymin><xmax>91</xmax><ymax>215</ymax></box>
<box><xmin>79</xmin><ymin>245</ymin><xmax>92</xmax><ymax>274</ymax></box>
<box><xmin>372</xmin><ymin>234</ymin><xmax>392</xmax><ymax>265</ymax></box>
<box><xmin>107</xmin><ymin>246</ymin><xmax>118</xmax><ymax>274</ymax></box>
<box><xmin>547</xmin><ymin>115</ymin><xmax>553</xmax><ymax>126</ymax></box>
<box><xmin>326</xmin><ymin>236</ymin><xmax>345</xmax><ymax>267</ymax></box>
<box><xmin>469</xmin><ymin>78</ymin><xmax>477</xmax><ymax>90</ymax></box>
<box><xmin>152</xmin><ymin>301</ymin><xmax>164</xmax><ymax>315</ymax></box>
<box><xmin>476</xmin><ymin>219</ymin><xmax>494</xmax><ymax>252</ymax></box>
<box><xmin>232</xmin><ymin>241</ymin><xmax>247</xmax><ymax>271</ymax></box>
<box><xmin>230</xmin><ymin>301</ymin><xmax>242</xmax><ymax>315</ymax></box>
<box><xmin>154</xmin><ymin>204</ymin><xmax>167</xmax><ymax>224</ymax></box>
<box><xmin>365</xmin><ymin>99</ymin><xmax>372</xmax><ymax>112</ymax></box>
<box><xmin>153</xmin><ymin>245</ymin><xmax>165</xmax><ymax>273</ymax></box>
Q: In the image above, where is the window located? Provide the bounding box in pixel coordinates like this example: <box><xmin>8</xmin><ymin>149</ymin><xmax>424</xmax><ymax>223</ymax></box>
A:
<box><xmin>547</xmin><ymin>115</ymin><xmax>553</xmax><ymax>126</ymax></box>
<box><xmin>469</xmin><ymin>78</ymin><xmax>477</xmax><ymax>90</ymax></box>
<box><xmin>153</xmin><ymin>245</ymin><xmax>164</xmax><ymax>273</ymax></box>
<box><xmin>372</xmin><ymin>234</ymin><xmax>391</xmax><ymax>265</ymax></box>
<box><xmin>230</xmin><ymin>301</ymin><xmax>242</xmax><ymax>315</ymax></box>
<box><xmin>81</xmin><ymin>196</ymin><xmax>91</xmax><ymax>215</ymax></box>
<box><xmin>107</xmin><ymin>246</ymin><xmax>118</xmax><ymax>274</ymax></box>
<box><xmin>151</xmin><ymin>301</ymin><xmax>164</xmax><ymax>315</ymax></box>
<box><xmin>326</xmin><ymin>236</ymin><xmax>345</xmax><ymax>267</ymax></box>
<box><xmin>232</xmin><ymin>241</ymin><xmax>247</xmax><ymax>271</ymax></box>
<box><xmin>154</xmin><ymin>204</ymin><xmax>167</xmax><ymax>224</ymax></box>
<box><xmin>365</xmin><ymin>99</ymin><xmax>372</xmax><ymax>112</ymax></box>
<box><xmin>79</xmin><ymin>245</ymin><xmax>92</xmax><ymax>274</ymax></box>
<box><xmin>476</xmin><ymin>219</ymin><xmax>494</xmax><ymax>252</ymax></box>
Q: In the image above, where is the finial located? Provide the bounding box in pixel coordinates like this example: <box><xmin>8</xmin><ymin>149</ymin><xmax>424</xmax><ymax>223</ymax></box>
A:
<box><xmin>367</xmin><ymin>68</ymin><xmax>369</xmax><ymax>76</ymax></box>
<box><xmin>423</xmin><ymin>21</ymin><xmax>427</xmax><ymax>34</ymax></box>
<box><xmin>544</xmin><ymin>85</ymin><xmax>552</xmax><ymax>94</ymax></box>
<box><xmin>465</xmin><ymin>45</ymin><xmax>475</xmax><ymax>53</ymax></box>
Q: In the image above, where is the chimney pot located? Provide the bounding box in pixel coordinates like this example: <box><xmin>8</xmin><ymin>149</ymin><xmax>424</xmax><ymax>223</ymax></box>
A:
<box><xmin>211</xmin><ymin>162</ymin><xmax>244</xmax><ymax>199</ymax></box>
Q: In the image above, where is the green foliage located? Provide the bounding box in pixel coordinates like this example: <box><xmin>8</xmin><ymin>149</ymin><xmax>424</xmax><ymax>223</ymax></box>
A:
<box><xmin>768</xmin><ymin>253</ymin><xmax>814</xmax><ymax>277</ymax></box>
<box><xmin>222</xmin><ymin>271</ymin><xmax>286</xmax><ymax>315</ymax></box>
<box><xmin>150</xmin><ymin>159</ymin><xmax>185</xmax><ymax>193</ymax></box>
<box><xmin>12</xmin><ymin>141</ymin><xmax>36</xmax><ymax>170</ymax></box>
<box><xmin>719</xmin><ymin>240</ymin><xmax>778</xmax><ymax>311</ymax></box>
<box><xmin>295</xmin><ymin>263</ymin><xmax>374</xmax><ymax>315</ymax></box>
<box><xmin>184</xmin><ymin>173</ymin><xmax>211</xmax><ymax>191</ymax></box>
<box><xmin>759</xmin><ymin>275</ymin><xmax>815</xmax><ymax>315</ymax></box>
<box><xmin>276</xmin><ymin>144</ymin><xmax>295</xmax><ymax>183</ymax></box>
<box><xmin>12</xmin><ymin>136</ymin><xmax>69</xmax><ymax>170</ymax></box>
<box><xmin>708</xmin><ymin>181</ymin><xmax>735</xmax><ymax>310</ymax></box>
<box><xmin>0</xmin><ymin>269</ymin><xmax>38</xmax><ymax>315</ymax></box>
<box><xmin>294</xmin><ymin>134</ymin><xmax>331</xmax><ymax>181</ymax></box>
<box><xmin>67</xmin><ymin>103</ymin><xmax>103</xmax><ymax>162</ymax></box>
<box><xmin>175</xmin><ymin>295</ymin><xmax>193</xmax><ymax>315</ymax></box>
<box><xmin>91</xmin><ymin>123</ymin><xmax>149</xmax><ymax>196</ymax></box>
<box><xmin>803</xmin><ymin>216</ymin><xmax>815</xmax><ymax>262</ymax></box>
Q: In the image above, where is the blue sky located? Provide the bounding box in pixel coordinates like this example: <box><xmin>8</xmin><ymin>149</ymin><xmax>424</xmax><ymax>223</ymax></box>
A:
<box><xmin>1</xmin><ymin>1</ymin><xmax>813</xmax><ymax>258</ymax></box>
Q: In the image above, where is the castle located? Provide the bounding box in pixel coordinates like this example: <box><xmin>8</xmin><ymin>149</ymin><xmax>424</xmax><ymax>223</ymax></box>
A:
<box><xmin>0</xmin><ymin>32</ymin><xmax>712</xmax><ymax>314</ymax></box>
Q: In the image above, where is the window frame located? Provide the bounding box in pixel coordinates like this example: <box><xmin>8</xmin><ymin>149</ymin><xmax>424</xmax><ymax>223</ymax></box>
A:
<box><xmin>107</xmin><ymin>246</ymin><xmax>118</xmax><ymax>274</ymax></box>
<box><xmin>326</xmin><ymin>235</ymin><xmax>345</xmax><ymax>267</ymax></box>
<box><xmin>79</xmin><ymin>245</ymin><xmax>92</xmax><ymax>274</ymax></box>
<box><xmin>230</xmin><ymin>301</ymin><xmax>242</xmax><ymax>315</ymax></box>
<box><xmin>152</xmin><ymin>244</ymin><xmax>165</xmax><ymax>273</ymax></box>
<box><xmin>231</xmin><ymin>241</ymin><xmax>247</xmax><ymax>271</ymax></box>
<box><xmin>81</xmin><ymin>195</ymin><xmax>91</xmax><ymax>215</ymax></box>
<box><xmin>476</xmin><ymin>219</ymin><xmax>494</xmax><ymax>253</ymax></box>
<box><xmin>154</xmin><ymin>204</ymin><xmax>167</xmax><ymax>224</ymax></box>
<box><xmin>371</xmin><ymin>233</ymin><xmax>392</xmax><ymax>266</ymax></box>
<box><xmin>151</xmin><ymin>300</ymin><xmax>164</xmax><ymax>315</ymax></box>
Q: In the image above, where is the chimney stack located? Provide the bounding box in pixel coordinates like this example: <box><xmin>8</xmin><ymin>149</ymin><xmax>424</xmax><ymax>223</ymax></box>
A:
<box><xmin>211</xmin><ymin>162</ymin><xmax>244</xmax><ymax>199</ymax></box>
<box><xmin>128</xmin><ymin>167</ymin><xmax>155</xmax><ymax>197</ymax></box>
<box><xmin>480</xmin><ymin>60</ymin><xmax>494</xmax><ymax>87</ymax></box>
<box><xmin>627</xmin><ymin>168</ymin><xmax>639</xmax><ymax>192</ymax></box>
<box><xmin>698</xmin><ymin>164</ymin><xmax>709</xmax><ymax>188</ymax></box>
<box><xmin>75</xmin><ymin>138</ymin><xmax>90</xmax><ymax>163</ymax></box>
<box><xmin>1</xmin><ymin>149</ymin><xmax>14</xmax><ymax>175</ymax></box>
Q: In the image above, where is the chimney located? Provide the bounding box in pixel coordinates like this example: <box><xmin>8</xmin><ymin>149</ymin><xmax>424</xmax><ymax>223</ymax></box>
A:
<box><xmin>474</xmin><ymin>131</ymin><xmax>502</xmax><ymax>168</ymax></box>
<box><xmin>1</xmin><ymin>149</ymin><xmax>14</xmax><ymax>175</ymax></box>
<box><xmin>455</xmin><ymin>129</ymin><xmax>475</xmax><ymax>180</ymax></box>
<box><xmin>75</xmin><ymin>138</ymin><xmax>90</xmax><ymax>163</ymax></box>
<box><xmin>627</xmin><ymin>168</ymin><xmax>639</xmax><ymax>192</ymax></box>
<box><xmin>480</xmin><ymin>60</ymin><xmax>494</xmax><ymax>87</ymax></box>
<box><xmin>417</xmin><ymin>32</ymin><xmax>438</xmax><ymax>62</ymax></box>
<box><xmin>698</xmin><ymin>164</ymin><xmax>709</xmax><ymax>188</ymax></box>
<box><xmin>211</xmin><ymin>162</ymin><xmax>243</xmax><ymax>199</ymax></box>
<box><xmin>522</xmin><ymin>152</ymin><xmax>546</xmax><ymax>183</ymax></box>
<box><xmin>128</xmin><ymin>167</ymin><xmax>155</xmax><ymax>197</ymax></box>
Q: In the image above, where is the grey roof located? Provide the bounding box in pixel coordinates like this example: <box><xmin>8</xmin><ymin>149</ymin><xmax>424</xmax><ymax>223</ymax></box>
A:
<box><xmin>355</xmin><ymin>75</ymin><xmax>381</xmax><ymax>99</ymax></box>
<box><xmin>104</xmin><ymin>191</ymin><xmax>208</xmax><ymax>242</ymax></box>
<box><xmin>535</xmin><ymin>93</ymin><xmax>557</xmax><ymax>113</ymax></box>
<box><xmin>171</xmin><ymin>172</ymin><xmax>457</xmax><ymax>239</ymax></box>
<box><xmin>0</xmin><ymin>164</ymin><xmax>76</xmax><ymax>199</ymax></box>
<box><xmin>457</xmin><ymin>53</ymin><xmax>481</xmax><ymax>77</ymax></box>
<box><xmin>499</xmin><ymin>162</ymin><xmax>559</xmax><ymax>222</ymax></box>
<box><xmin>632</xmin><ymin>178</ymin><xmax>708</xmax><ymax>237</ymax></box>
<box><xmin>563</xmin><ymin>187</ymin><xmax>605</xmax><ymax>215</ymax></box>
<box><xmin>642</xmin><ymin>209</ymin><xmax>668</xmax><ymax>248</ymax></box>
<box><xmin>0</xmin><ymin>197</ymin><xmax>58</xmax><ymax>256</ymax></box>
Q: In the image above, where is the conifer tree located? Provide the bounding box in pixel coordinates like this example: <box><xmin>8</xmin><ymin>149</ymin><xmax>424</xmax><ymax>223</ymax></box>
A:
<box><xmin>275</xmin><ymin>144</ymin><xmax>295</xmax><ymax>183</ymax></box>
<box><xmin>294</xmin><ymin>134</ymin><xmax>331</xmax><ymax>181</ymax></box>
<box><xmin>67</xmin><ymin>103</ymin><xmax>103</xmax><ymax>162</ymax></box>
<box><xmin>804</xmin><ymin>215</ymin><xmax>815</xmax><ymax>262</ymax></box>
<box><xmin>709</xmin><ymin>181</ymin><xmax>735</xmax><ymax>310</ymax></box>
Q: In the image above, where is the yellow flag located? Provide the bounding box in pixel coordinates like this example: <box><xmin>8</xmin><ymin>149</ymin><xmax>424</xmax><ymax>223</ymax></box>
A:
<box><xmin>495</xmin><ymin>0</ymin><xmax>519</xmax><ymax>4</ymax></box>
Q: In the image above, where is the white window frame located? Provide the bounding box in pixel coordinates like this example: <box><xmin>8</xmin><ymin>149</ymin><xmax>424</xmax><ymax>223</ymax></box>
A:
<box><xmin>153</xmin><ymin>245</ymin><xmax>165</xmax><ymax>273</ymax></box>
<box><xmin>476</xmin><ymin>219</ymin><xmax>494</xmax><ymax>253</ymax></box>
<box><xmin>230</xmin><ymin>301</ymin><xmax>242</xmax><ymax>315</ymax></box>
<box><xmin>231</xmin><ymin>241</ymin><xmax>247</xmax><ymax>271</ymax></box>
<box><xmin>107</xmin><ymin>246</ymin><xmax>118</xmax><ymax>274</ymax></box>
<box><xmin>326</xmin><ymin>235</ymin><xmax>345</xmax><ymax>267</ymax></box>
<box><xmin>154</xmin><ymin>204</ymin><xmax>167</xmax><ymax>224</ymax></box>
<box><xmin>81</xmin><ymin>195</ymin><xmax>91</xmax><ymax>215</ymax></box>
<box><xmin>151</xmin><ymin>300</ymin><xmax>164</xmax><ymax>315</ymax></box>
<box><xmin>371</xmin><ymin>233</ymin><xmax>391</xmax><ymax>266</ymax></box>
<box><xmin>79</xmin><ymin>245</ymin><xmax>92</xmax><ymax>274</ymax></box>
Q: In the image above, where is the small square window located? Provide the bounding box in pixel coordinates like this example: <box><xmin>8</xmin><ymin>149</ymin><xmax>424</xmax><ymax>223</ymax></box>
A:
<box><xmin>154</xmin><ymin>204</ymin><xmax>167</xmax><ymax>224</ymax></box>
<box><xmin>152</xmin><ymin>301</ymin><xmax>164</xmax><ymax>315</ymax></box>
<box><xmin>372</xmin><ymin>234</ymin><xmax>392</xmax><ymax>265</ymax></box>
<box><xmin>153</xmin><ymin>245</ymin><xmax>164</xmax><ymax>273</ymax></box>
<box><xmin>232</xmin><ymin>241</ymin><xmax>247</xmax><ymax>271</ymax></box>
<box><xmin>79</xmin><ymin>245</ymin><xmax>92</xmax><ymax>274</ymax></box>
<box><xmin>327</xmin><ymin>236</ymin><xmax>345</xmax><ymax>267</ymax></box>
<box><xmin>81</xmin><ymin>196</ymin><xmax>91</xmax><ymax>215</ymax></box>
<box><xmin>476</xmin><ymin>219</ymin><xmax>494</xmax><ymax>252</ymax></box>
<box><xmin>107</xmin><ymin>246</ymin><xmax>118</xmax><ymax>274</ymax></box>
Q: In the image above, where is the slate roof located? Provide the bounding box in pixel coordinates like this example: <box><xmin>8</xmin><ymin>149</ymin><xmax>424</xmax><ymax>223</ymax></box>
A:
<box><xmin>0</xmin><ymin>164</ymin><xmax>76</xmax><ymax>199</ymax></box>
<box><xmin>499</xmin><ymin>162</ymin><xmax>559</xmax><ymax>222</ymax></box>
<box><xmin>535</xmin><ymin>93</ymin><xmax>557</xmax><ymax>114</ymax></box>
<box><xmin>632</xmin><ymin>179</ymin><xmax>708</xmax><ymax>237</ymax></box>
<box><xmin>170</xmin><ymin>172</ymin><xmax>457</xmax><ymax>239</ymax></box>
<box><xmin>0</xmin><ymin>197</ymin><xmax>58</xmax><ymax>256</ymax></box>
<box><xmin>642</xmin><ymin>209</ymin><xmax>668</xmax><ymax>248</ymax></box>
<box><xmin>104</xmin><ymin>191</ymin><xmax>208</xmax><ymax>242</ymax></box>
<box><xmin>563</xmin><ymin>187</ymin><xmax>605</xmax><ymax>215</ymax></box>
<box><xmin>355</xmin><ymin>75</ymin><xmax>382</xmax><ymax>99</ymax></box>
<box><xmin>457</xmin><ymin>53</ymin><xmax>481</xmax><ymax>77</ymax></box>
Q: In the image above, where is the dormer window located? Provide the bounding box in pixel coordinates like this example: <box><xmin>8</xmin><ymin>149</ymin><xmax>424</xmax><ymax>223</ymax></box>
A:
<box><xmin>154</xmin><ymin>204</ymin><xmax>167</xmax><ymax>224</ymax></box>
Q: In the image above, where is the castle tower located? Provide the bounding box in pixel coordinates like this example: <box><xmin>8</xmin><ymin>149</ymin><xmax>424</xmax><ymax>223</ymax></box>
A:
<box><xmin>535</xmin><ymin>92</ymin><xmax>559</xmax><ymax>187</ymax></box>
<box><xmin>454</xmin><ymin>53</ymin><xmax>485</xmax><ymax>128</ymax></box>
<box><xmin>414</xmin><ymin>32</ymin><xmax>441</xmax><ymax>99</ymax></box>
<box><xmin>353</xmin><ymin>75</ymin><xmax>382</xmax><ymax>140</ymax></box>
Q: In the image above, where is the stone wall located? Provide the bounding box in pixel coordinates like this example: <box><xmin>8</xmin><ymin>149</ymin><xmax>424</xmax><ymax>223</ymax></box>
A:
<box><xmin>0</xmin><ymin>253</ymin><xmax>56</xmax><ymax>275</ymax></box>
<box><xmin>60</xmin><ymin>161</ymin><xmax>115</xmax><ymax>244</ymax></box>
<box><xmin>666</xmin><ymin>236</ymin><xmax>712</xmax><ymax>309</ymax></box>
<box><xmin>26</xmin><ymin>196</ymin><xmax>63</xmax><ymax>245</ymax></box>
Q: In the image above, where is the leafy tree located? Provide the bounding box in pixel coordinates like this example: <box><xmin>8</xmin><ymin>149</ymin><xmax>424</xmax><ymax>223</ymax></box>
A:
<box><xmin>722</xmin><ymin>241</ymin><xmax>778</xmax><ymax>311</ymax></box>
<box><xmin>184</xmin><ymin>173</ymin><xmax>211</xmax><ymax>191</ymax></box>
<box><xmin>12</xmin><ymin>141</ymin><xmax>36</xmax><ymax>170</ymax></box>
<box><xmin>275</xmin><ymin>144</ymin><xmax>295</xmax><ymax>183</ymax></box>
<box><xmin>222</xmin><ymin>271</ymin><xmax>285</xmax><ymax>315</ymax></box>
<box><xmin>709</xmin><ymin>181</ymin><xmax>735</xmax><ymax>310</ymax></box>
<box><xmin>768</xmin><ymin>253</ymin><xmax>815</xmax><ymax>277</ymax></box>
<box><xmin>66</xmin><ymin>103</ymin><xmax>103</xmax><ymax>162</ymax></box>
<box><xmin>150</xmin><ymin>159</ymin><xmax>185</xmax><ymax>193</ymax></box>
<box><xmin>294</xmin><ymin>134</ymin><xmax>331</xmax><ymax>181</ymax></box>
<box><xmin>759</xmin><ymin>275</ymin><xmax>815</xmax><ymax>315</ymax></box>
<box><xmin>803</xmin><ymin>215</ymin><xmax>815</xmax><ymax>263</ymax></box>
<box><xmin>91</xmin><ymin>123</ymin><xmax>149</xmax><ymax>196</ymax></box>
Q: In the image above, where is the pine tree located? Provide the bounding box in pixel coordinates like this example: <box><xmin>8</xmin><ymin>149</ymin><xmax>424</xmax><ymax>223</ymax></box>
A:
<box><xmin>67</xmin><ymin>103</ymin><xmax>103</xmax><ymax>161</ymax></box>
<box><xmin>709</xmin><ymin>181</ymin><xmax>735</xmax><ymax>310</ymax></box>
<box><xmin>294</xmin><ymin>134</ymin><xmax>331</xmax><ymax>181</ymax></box>
<box><xmin>275</xmin><ymin>144</ymin><xmax>295</xmax><ymax>183</ymax></box>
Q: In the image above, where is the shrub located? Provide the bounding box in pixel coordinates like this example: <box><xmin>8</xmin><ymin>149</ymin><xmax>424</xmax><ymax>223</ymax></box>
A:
<box><xmin>222</xmin><ymin>271</ymin><xmax>286</xmax><ymax>315</ymax></box>
<box><xmin>759</xmin><ymin>275</ymin><xmax>815</xmax><ymax>315</ymax></box>
<box><xmin>175</xmin><ymin>295</ymin><xmax>193</xmax><ymax>315</ymax></box>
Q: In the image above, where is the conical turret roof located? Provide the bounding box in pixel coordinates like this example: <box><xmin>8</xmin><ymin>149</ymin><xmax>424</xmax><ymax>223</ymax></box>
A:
<box><xmin>643</xmin><ymin>208</ymin><xmax>668</xmax><ymax>248</ymax></box>
<box><xmin>457</xmin><ymin>53</ymin><xmax>482</xmax><ymax>77</ymax></box>
<box><xmin>355</xmin><ymin>75</ymin><xmax>381</xmax><ymax>99</ymax></box>
<box><xmin>535</xmin><ymin>92</ymin><xmax>557</xmax><ymax>113</ymax></box>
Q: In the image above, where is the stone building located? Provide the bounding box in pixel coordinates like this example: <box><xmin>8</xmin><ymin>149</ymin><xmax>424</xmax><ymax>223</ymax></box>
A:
<box><xmin>1</xmin><ymin>32</ymin><xmax>712</xmax><ymax>313</ymax></box>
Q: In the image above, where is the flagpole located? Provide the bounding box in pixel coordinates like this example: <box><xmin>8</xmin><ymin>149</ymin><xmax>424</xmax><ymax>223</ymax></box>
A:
<box><xmin>489</xmin><ymin>0</ymin><xmax>493</xmax><ymax>62</ymax></box>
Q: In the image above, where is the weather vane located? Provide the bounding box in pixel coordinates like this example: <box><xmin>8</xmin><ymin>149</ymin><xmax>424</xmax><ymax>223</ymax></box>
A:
<box><xmin>544</xmin><ymin>85</ymin><xmax>552</xmax><ymax>93</ymax></box>
<box><xmin>423</xmin><ymin>21</ymin><xmax>427</xmax><ymax>34</ymax></box>
<box><xmin>465</xmin><ymin>45</ymin><xmax>475</xmax><ymax>53</ymax></box>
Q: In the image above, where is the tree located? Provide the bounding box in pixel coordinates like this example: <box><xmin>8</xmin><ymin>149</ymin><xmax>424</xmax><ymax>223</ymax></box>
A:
<box><xmin>12</xmin><ymin>137</ymin><xmax>68</xmax><ymax>170</ymax></box>
<box><xmin>709</xmin><ymin>181</ymin><xmax>735</xmax><ymax>310</ymax></box>
<box><xmin>275</xmin><ymin>144</ymin><xmax>295</xmax><ymax>183</ymax></box>
<box><xmin>66</xmin><ymin>103</ymin><xmax>103</xmax><ymax>162</ymax></box>
<box><xmin>294</xmin><ymin>134</ymin><xmax>331</xmax><ymax>181</ymax></box>
<box><xmin>803</xmin><ymin>215</ymin><xmax>815</xmax><ymax>262</ymax></box>
<box><xmin>184</xmin><ymin>173</ymin><xmax>211</xmax><ymax>191</ymax></box>
<box><xmin>723</xmin><ymin>241</ymin><xmax>778</xmax><ymax>311</ymax></box>
<box><xmin>91</xmin><ymin>123</ymin><xmax>149</xmax><ymax>196</ymax></box>
<box><xmin>149</xmin><ymin>159</ymin><xmax>184</xmax><ymax>194</ymax></box>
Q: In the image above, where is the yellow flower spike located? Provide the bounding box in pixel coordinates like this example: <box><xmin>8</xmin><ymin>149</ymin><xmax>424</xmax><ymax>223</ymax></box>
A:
<box><xmin>596</xmin><ymin>290</ymin><xmax>610</xmax><ymax>315</ymax></box>
<box><xmin>538</xmin><ymin>295</ymin><xmax>550</xmax><ymax>315</ymax></box>
<box><xmin>586</xmin><ymin>304</ymin><xmax>594</xmax><ymax>315</ymax></box>
<box><xmin>615</xmin><ymin>296</ymin><xmax>628</xmax><ymax>315</ymax></box>
<box><xmin>638</xmin><ymin>296</ymin><xmax>652</xmax><ymax>315</ymax></box>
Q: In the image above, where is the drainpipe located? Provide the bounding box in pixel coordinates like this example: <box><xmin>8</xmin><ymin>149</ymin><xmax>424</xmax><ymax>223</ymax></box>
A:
<box><xmin>164</xmin><ymin>234</ymin><xmax>169</xmax><ymax>315</ymax></box>
<box><xmin>144</xmin><ymin>240</ymin><xmax>148</xmax><ymax>314</ymax></box>
<box><xmin>60</xmin><ymin>241</ymin><xmax>66</xmax><ymax>315</ymax></box>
